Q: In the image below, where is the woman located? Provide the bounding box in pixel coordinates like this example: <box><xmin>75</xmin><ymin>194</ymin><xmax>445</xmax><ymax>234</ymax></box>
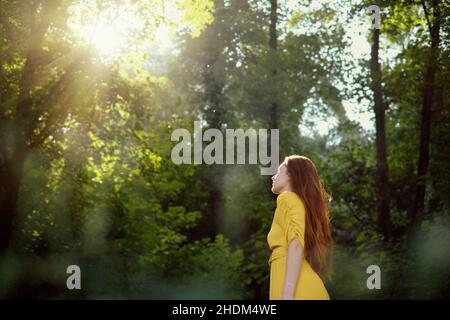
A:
<box><xmin>267</xmin><ymin>155</ymin><xmax>332</xmax><ymax>300</ymax></box>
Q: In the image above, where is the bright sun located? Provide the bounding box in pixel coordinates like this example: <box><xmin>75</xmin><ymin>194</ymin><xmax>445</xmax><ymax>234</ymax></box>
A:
<box><xmin>81</xmin><ymin>22</ymin><xmax>126</xmax><ymax>57</ymax></box>
<box><xmin>68</xmin><ymin>1</ymin><xmax>184</xmax><ymax>61</ymax></box>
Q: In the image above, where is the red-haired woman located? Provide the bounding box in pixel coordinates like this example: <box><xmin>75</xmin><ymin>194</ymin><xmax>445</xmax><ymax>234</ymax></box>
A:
<box><xmin>267</xmin><ymin>155</ymin><xmax>332</xmax><ymax>300</ymax></box>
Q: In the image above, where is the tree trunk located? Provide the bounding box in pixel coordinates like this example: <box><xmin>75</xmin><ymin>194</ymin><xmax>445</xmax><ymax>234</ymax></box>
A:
<box><xmin>0</xmin><ymin>122</ymin><xmax>26</xmax><ymax>254</ymax></box>
<box><xmin>199</xmin><ymin>0</ymin><xmax>228</xmax><ymax>237</ymax></box>
<box><xmin>370</xmin><ymin>28</ymin><xmax>392</xmax><ymax>240</ymax></box>
<box><xmin>410</xmin><ymin>0</ymin><xmax>441</xmax><ymax>229</ymax></box>
<box><xmin>0</xmin><ymin>45</ymin><xmax>35</xmax><ymax>255</ymax></box>
<box><xmin>0</xmin><ymin>0</ymin><xmax>61</xmax><ymax>255</ymax></box>
<box><xmin>268</xmin><ymin>0</ymin><xmax>279</xmax><ymax>196</ymax></box>
<box><xmin>269</xmin><ymin>0</ymin><xmax>278</xmax><ymax>131</ymax></box>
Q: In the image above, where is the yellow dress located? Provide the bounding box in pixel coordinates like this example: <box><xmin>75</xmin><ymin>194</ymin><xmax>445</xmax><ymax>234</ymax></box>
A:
<box><xmin>267</xmin><ymin>191</ymin><xmax>330</xmax><ymax>300</ymax></box>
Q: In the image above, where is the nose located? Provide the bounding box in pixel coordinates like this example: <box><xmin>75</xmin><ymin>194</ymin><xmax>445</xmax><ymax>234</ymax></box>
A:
<box><xmin>271</xmin><ymin>175</ymin><xmax>275</xmax><ymax>181</ymax></box>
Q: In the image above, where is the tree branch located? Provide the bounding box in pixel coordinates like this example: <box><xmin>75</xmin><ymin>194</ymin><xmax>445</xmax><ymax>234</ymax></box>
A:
<box><xmin>29</xmin><ymin>55</ymin><xmax>85</xmax><ymax>148</ymax></box>
<box><xmin>421</xmin><ymin>0</ymin><xmax>433</xmax><ymax>37</ymax></box>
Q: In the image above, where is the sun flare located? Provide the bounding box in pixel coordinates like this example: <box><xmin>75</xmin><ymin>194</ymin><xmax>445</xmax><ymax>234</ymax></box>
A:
<box><xmin>67</xmin><ymin>1</ymin><xmax>187</xmax><ymax>61</ymax></box>
<box><xmin>81</xmin><ymin>22</ymin><xmax>126</xmax><ymax>57</ymax></box>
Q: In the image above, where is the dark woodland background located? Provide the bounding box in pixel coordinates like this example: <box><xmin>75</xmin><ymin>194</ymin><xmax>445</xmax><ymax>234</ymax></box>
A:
<box><xmin>0</xmin><ymin>0</ymin><xmax>449</xmax><ymax>299</ymax></box>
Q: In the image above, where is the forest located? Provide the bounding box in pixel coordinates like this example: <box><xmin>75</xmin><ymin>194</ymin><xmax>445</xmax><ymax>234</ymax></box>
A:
<box><xmin>0</xmin><ymin>0</ymin><xmax>449</xmax><ymax>299</ymax></box>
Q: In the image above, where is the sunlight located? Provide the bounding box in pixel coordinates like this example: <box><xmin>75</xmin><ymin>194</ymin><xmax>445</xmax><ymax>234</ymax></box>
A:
<box><xmin>67</xmin><ymin>0</ymin><xmax>188</xmax><ymax>61</ymax></box>
<box><xmin>81</xmin><ymin>22</ymin><xmax>126</xmax><ymax>57</ymax></box>
<box><xmin>68</xmin><ymin>2</ymin><xmax>147</xmax><ymax>61</ymax></box>
<box><xmin>154</xmin><ymin>24</ymin><xmax>175</xmax><ymax>52</ymax></box>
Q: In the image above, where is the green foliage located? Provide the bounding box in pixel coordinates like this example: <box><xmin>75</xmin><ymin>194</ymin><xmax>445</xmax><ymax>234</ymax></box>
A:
<box><xmin>1</xmin><ymin>0</ymin><xmax>450</xmax><ymax>299</ymax></box>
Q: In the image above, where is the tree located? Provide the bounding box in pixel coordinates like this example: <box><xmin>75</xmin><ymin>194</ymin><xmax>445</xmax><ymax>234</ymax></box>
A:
<box><xmin>409</xmin><ymin>0</ymin><xmax>442</xmax><ymax>230</ymax></box>
<box><xmin>0</xmin><ymin>0</ymin><xmax>214</xmax><ymax>256</ymax></box>
<box><xmin>369</xmin><ymin>4</ymin><xmax>393</xmax><ymax>240</ymax></box>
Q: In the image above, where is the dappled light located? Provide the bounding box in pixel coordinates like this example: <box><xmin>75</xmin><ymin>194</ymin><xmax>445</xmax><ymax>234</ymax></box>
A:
<box><xmin>0</xmin><ymin>0</ymin><xmax>449</xmax><ymax>300</ymax></box>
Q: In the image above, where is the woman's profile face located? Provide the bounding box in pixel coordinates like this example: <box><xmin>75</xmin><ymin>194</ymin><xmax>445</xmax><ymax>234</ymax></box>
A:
<box><xmin>271</xmin><ymin>164</ymin><xmax>291</xmax><ymax>194</ymax></box>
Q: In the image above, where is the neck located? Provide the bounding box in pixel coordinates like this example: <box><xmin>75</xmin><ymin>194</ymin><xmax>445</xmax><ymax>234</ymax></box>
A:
<box><xmin>280</xmin><ymin>186</ymin><xmax>293</xmax><ymax>194</ymax></box>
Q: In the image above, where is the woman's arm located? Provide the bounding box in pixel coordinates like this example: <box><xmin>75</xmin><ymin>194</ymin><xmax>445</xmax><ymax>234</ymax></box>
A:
<box><xmin>281</xmin><ymin>237</ymin><xmax>303</xmax><ymax>300</ymax></box>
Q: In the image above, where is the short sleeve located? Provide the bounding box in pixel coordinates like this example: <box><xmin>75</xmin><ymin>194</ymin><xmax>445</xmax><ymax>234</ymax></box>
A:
<box><xmin>278</xmin><ymin>193</ymin><xmax>306</xmax><ymax>248</ymax></box>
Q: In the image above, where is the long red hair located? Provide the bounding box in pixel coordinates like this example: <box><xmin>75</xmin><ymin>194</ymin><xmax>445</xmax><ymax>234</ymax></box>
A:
<box><xmin>284</xmin><ymin>155</ymin><xmax>332</xmax><ymax>280</ymax></box>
